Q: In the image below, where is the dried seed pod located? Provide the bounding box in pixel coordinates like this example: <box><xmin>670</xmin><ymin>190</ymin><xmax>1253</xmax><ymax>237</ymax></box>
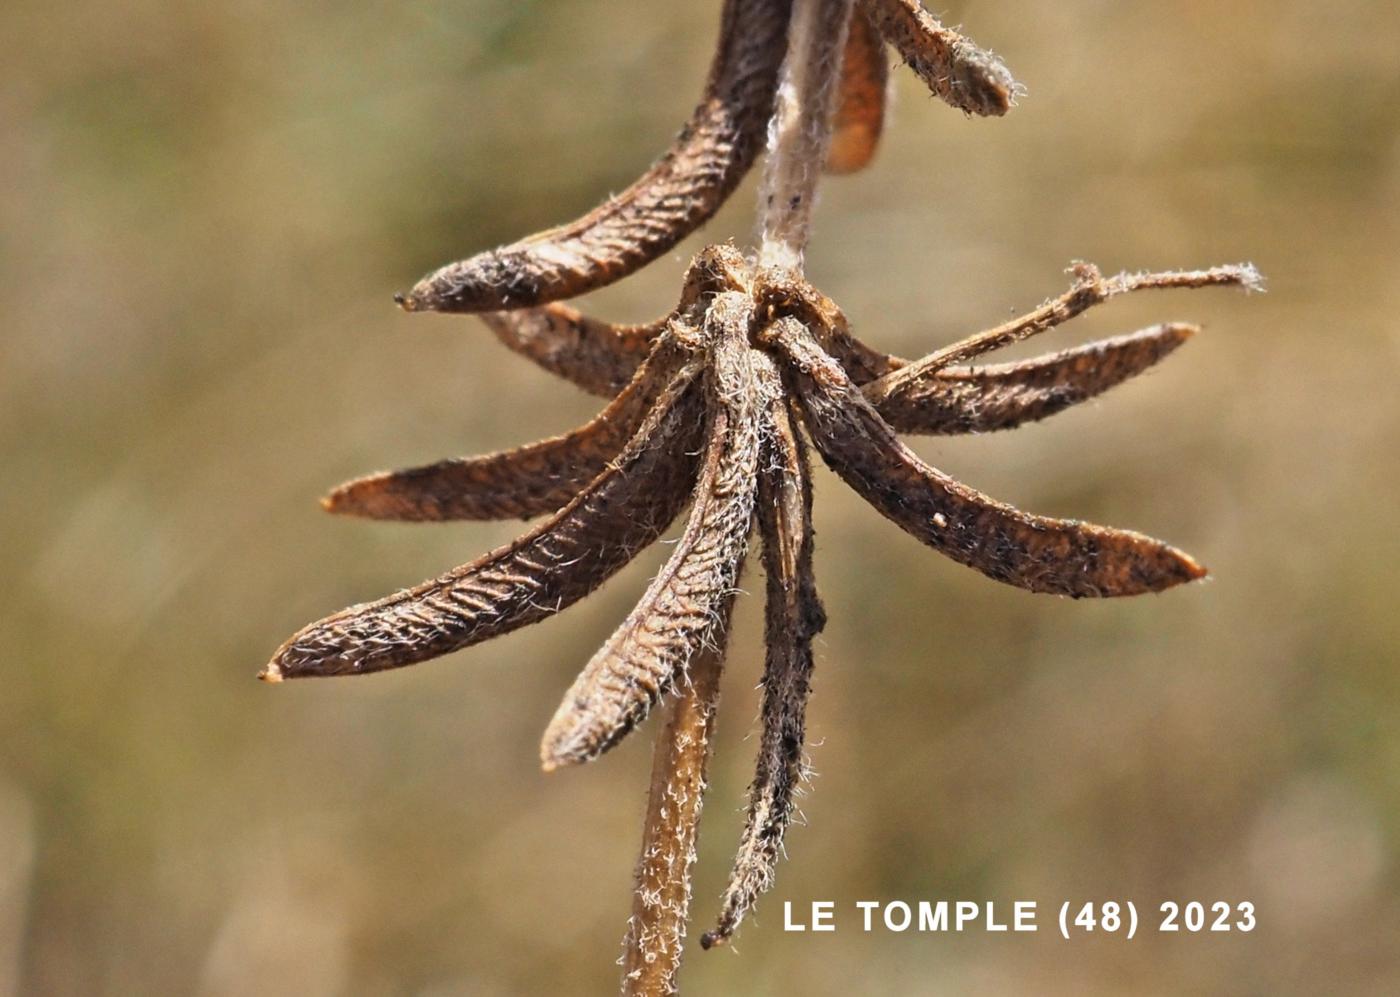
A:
<box><xmin>704</xmin><ymin>351</ymin><xmax>824</xmax><ymax>949</ymax></box>
<box><xmin>260</xmin><ymin>0</ymin><xmax>1261</xmax><ymax>972</ymax></box>
<box><xmin>540</xmin><ymin>294</ymin><xmax>761</xmax><ymax>769</ymax></box>
<box><xmin>866</xmin><ymin>262</ymin><xmax>1262</xmax><ymax>405</ymax></box>
<box><xmin>862</xmin><ymin>0</ymin><xmax>1017</xmax><ymax>116</ymax></box>
<box><xmin>398</xmin><ymin>0</ymin><xmax>793</xmax><ymax>313</ymax></box>
<box><xmin>826</xmin><ymin>6</ymin><xmax>889</xmax><ymax>174</ymax></box>
<box><xmin>323</xmin><ymin>330</ymin><xmax>691</xmax><ymax>521</ymax></box>
<box><xmin>262</xmin><ymin>361</ymin><xmax>706</xmax><ymax>680</ymax></box>
<box><xmin>481</xmin><ymin>305</ymin><xmax>664</xmax><ymax>399</ymax></box>
<box><xmin>874</xmin><ymin>322</ymin><xmax>1199</xmax><ymax>435</ymax></box>
<box><xmin>767</xmin><ymin>317</ymin><xmax>1206</xmax><ymax>598</ymax></box>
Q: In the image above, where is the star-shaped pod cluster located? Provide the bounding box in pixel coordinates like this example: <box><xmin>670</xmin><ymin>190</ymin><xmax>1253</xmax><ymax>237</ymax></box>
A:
<box><xmin>264</xmin><ymin>0</ymin><xmax>1259</xmax><ymax>956</ymax></box>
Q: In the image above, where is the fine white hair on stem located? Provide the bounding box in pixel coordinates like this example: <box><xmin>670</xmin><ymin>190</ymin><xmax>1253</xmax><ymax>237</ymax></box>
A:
<box><xmin>758</xmin><ymin>0</ymin><xmax>856</xmax><ymax>269</ymax></box>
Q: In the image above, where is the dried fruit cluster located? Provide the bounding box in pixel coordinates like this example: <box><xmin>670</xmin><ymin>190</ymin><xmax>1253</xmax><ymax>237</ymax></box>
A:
<box><xmin>264</xmin><ymin>0</ymin><xmax>1258</xmax><ymax>991</ymax></box>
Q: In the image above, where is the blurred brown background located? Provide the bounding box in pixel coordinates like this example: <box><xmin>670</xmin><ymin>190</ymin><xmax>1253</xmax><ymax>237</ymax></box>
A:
<box><xmin>3</xmin><ymin>1</ymin><xmax>1398</xmax><ymax>994</ymax></box>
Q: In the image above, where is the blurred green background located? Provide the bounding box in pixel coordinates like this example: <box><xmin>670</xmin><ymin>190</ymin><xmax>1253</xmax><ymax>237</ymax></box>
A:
<box><xmin>3</xmin><ymin>1</ymin><xmax>1399</xmax><ymax>993</ymax></box>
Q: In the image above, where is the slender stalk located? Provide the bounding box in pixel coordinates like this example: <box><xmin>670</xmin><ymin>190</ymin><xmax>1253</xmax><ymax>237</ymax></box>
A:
<box><xmin>620</xmin><ymin>645</ymin><xmax>725</xmax><ymax>996</ymax></box>
<box><xmin>758</xmin><ymin>0</ymin><xmax>855</xmax><ymax>269</ymax></box>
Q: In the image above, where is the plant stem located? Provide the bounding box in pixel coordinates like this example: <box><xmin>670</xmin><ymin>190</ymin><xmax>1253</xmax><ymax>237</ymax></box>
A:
<box><xmin>620</xmin><ymin>646</ymin><xmax>725</xmax><ymax>996</ymax></box>
<box><xmin>757</xmin><ymin>0</ymin><xmax>854</xmax><ymax>270</ymax></box>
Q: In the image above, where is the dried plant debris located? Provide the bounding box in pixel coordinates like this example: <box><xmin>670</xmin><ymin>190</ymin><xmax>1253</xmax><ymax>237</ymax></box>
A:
<box><xmin>265</xmin><ymin>0</ymin><xmax>1260</xmax><ymax>986</ymax></box>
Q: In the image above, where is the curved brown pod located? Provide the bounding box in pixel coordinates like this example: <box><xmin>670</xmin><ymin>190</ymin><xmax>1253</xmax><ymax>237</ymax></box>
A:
<box><xmin>826</xmin><ymin>6</ymin><xmax>888</xmax><ymax>174</ymax></box>
<box><xmin>872</xmin><ymin>323</ymin><xmax>1199</xmax><ymax>435</ymax></box>
<box><xmin>541</xmin><ymin>294</ymin><xmax>761</xmax><ymax>769</ymax></box>
<box><xmin>262</xmin><ymin>362</ymin><xmax>706</xmax><ymax>680</ymax></box>
<box><xmin>398</xmin><ymin>0</ymin><xmax>793</xmax><ymax>313</ymax></box>
<box><xmin>867</xmin><ymin>262</ymin><xmax>1262</xmax><ymax>402</ymax></box>
<box><xmin>766</xmin><ymin>318</ymin><xmax>1206</xmax><ymax>598</ymax></box>
<box><xmin>322</xmin><ymin>331</ymin><xmax>690</xmax><ymax>521</ymax></box>
<box><xmin>481</xmin><ymin>304</ymin><xmax>664</xmax><ymax>399</ymax></box>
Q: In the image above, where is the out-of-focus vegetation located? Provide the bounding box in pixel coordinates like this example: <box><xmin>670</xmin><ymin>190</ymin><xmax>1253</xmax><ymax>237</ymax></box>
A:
<box><xmin>3</xmin><ymin>1</ymin><xmax>1399</xmax><ymax>993</ymax></box>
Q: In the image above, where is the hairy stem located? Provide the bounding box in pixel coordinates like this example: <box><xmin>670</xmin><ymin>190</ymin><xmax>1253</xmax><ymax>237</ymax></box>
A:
<box><xmin>620</xmin><ymin>643</ymin><xmax>726</xmax><ymax>997</ymax></box>
<box><xmin>758</xmin><ymin>0</ymin><xmax>855</xmax><ymax>268</ymax></box>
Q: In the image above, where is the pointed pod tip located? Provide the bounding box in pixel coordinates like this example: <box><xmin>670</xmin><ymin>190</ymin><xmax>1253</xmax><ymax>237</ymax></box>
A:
<box><xmin>1155</xmin><ymin>548</ymin><xmax>1208</xmax><ymax>590</ymax></box>
<box><xmin>539</xmin><ymin>712</ymin><xmax>616</xmax><ymax>770</ymax></box>
<box><xmin>1080</xmin><ymin>539</ymin><xmax>1209</xmax><ymax>598</ymax></box>
<box><xmin>318</xmin><ymin>476</ymin><xmax>411</xmax><ymax>521</ymax></box>
<box><xmin>319</xmin><ymin>475</ymin><xmax>407</xmax><ymax>520</ymax></box>
<box><xmin>320</xmin><ymin>486</ymin><xmax>357</xmax><ymax>516</ymax></box>
<box><xmin>539</xmin><ymin>729</ymin><xmax>569</xmax><ymax>772</ymax></box>
<box><xmin>258</xmin><ymin>663</ymin><xmax>284</xmax><ymax>684</ymax></box>
<box><xmin>396</xmin><ymin>256</ymin><xmax>535</xmax><ymax>315</ymax></box>
<box><xmin>540</xmin><ymin>708</ymin><xmax>601</xmax><ymax>772</ymax></box>
<box><xmin>1145</xmin><ymin>322</ymin><xmax>1200</xmax><ymax>358</ymax></box>
<box><xmin>539</xmin><ymin>740</ymin><xmax>581</xmax><ymax>773</ymax></box>
<box><xmin>540</xmin><ymin>743</ymin><xmax>583</xmax><ymax>773</ymax></box>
